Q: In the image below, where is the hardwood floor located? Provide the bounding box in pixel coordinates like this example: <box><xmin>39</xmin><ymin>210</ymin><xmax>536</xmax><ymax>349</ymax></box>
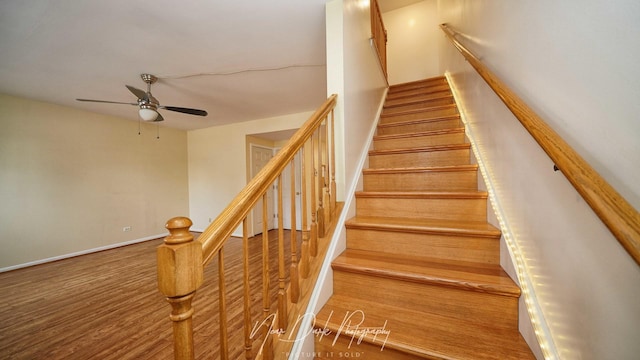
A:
<box><xmin>0</xmin><ymin>230</ymin><xmax>299</xmax><ymax>359</ymax></box>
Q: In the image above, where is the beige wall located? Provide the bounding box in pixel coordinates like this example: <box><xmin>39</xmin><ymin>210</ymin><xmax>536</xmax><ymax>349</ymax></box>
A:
<box><xmin>187</xmin><ymin>111</ymin><xmax>313</xmax><ymax>233</ymax></box>
<box><xmin>0</xmin><ymin>93</ymin><xmax>189</xmax><ymax>270</ymax></box>
<box><xmin>438</xmin><ymin>1</ymin><xmax>640</xmax><ymax>359</ymax></box>
<box><xmin>383</xmin><ymin>0</ymin><xmax>440</xmax><ymax>85</ymax></box>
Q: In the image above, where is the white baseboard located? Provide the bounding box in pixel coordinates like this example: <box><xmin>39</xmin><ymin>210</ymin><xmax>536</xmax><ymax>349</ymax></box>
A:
<box><xmin>0</xmin><ymin>233</ymin><xmax>167</xmax><ymax>273</ymax></box>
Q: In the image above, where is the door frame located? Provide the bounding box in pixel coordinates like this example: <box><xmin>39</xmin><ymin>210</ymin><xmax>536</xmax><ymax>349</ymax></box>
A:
<box><xmin>249</xmin><ymin>143</ymin><xmax>276</xmax><ymax>237</ymax></box>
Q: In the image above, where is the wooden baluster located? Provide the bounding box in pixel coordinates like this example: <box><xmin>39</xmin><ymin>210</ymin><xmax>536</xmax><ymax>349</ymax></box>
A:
<box><xmin>157</xmin><ymin>217</ymin><xmax>203</xmax><ymax>360</ymax></box>
<box><xmin>322</xmin><ymin>120</ymin><xmax>331</xmax><ymax>226</ymax></box>
<box><xmin>299</xmin><ymin>145</ymin><xmax>310</xmax><ymax>278</ymax></box>
<box><xmin>218</xmin><ymin>247</ymin><xmax>229</xmax><ymax>360</ymax></box>
<box><xmin>261</xmin><ymin>194</ymin><xmax>273</xmax><ymax>358</ymax></box>
<box><xmin>309</xmin><ymin>133</ymin><xmax>318</xmax><ymax>257</ymax></box>
<box><xmin>277</xmin><ymin>175</ymin><xmax>288</xmax><ymax>331</ymax></box>
<box><xmin>289</xmin><ymin>158</ymin><xmax>300</xmax><ymax>303</ymax></box>
<box><xmin>330</xmin><ymin>109</ymin><xmax>337</xmax><ymax>216</ymax></box>
<box><xmin>316</xmin><ymin>126</ymin><xmax>326</xmax><ymax>238</ymax></box>
<box><xmin>242</xmin><ymin>219</ymin><xmax>252</xmax><ymax>360</ymax></box>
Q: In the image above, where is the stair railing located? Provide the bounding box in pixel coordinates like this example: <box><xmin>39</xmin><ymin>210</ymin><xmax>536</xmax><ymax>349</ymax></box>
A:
<box><xmin>371</xmin><ymin>0</ymin><xmax>388</xmax><ymax>80</ymax></box>
<box><xmin>440</xmin><ymin>23</ymin><xmax>640</xmax><ymax>266</ymax></box>
<box><xmin>157</xmin><ymin>94</ymin><xmax>338</xmax><ymax>360</ymax></box>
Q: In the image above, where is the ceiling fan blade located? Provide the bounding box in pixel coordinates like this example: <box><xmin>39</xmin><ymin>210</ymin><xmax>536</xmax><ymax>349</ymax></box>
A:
<box><xmin>160</xmin><ymin>106</ymin><xmax>208</xmax><ymax>116</ymax></box>
<box><xmin>76</xmin><ymin>98</ymin><xmax>137</xmax><ymax>106</ymax></box>
<box><xmin>125</xmin><ymin>85</ymin><xmax>147</xmax><ymax>100</ymax></box>
<box><xmin>151</xmin><ymin>112</ymin><xmax>165</xmax><ymax>122</ymax></box>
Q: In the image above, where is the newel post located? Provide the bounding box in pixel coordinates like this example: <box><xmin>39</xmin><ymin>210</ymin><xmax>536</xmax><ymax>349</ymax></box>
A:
<box><xmin>157</xmin><ymin>217</ymin><xmax>203</xmax><ymax>360</ymax></box>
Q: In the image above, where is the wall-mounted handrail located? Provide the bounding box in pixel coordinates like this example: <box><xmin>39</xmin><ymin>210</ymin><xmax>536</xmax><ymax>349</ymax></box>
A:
<box><xmin>440</xmin><ymin>23</ymin><xmax>640</xmax><ymax>266</ymax></box>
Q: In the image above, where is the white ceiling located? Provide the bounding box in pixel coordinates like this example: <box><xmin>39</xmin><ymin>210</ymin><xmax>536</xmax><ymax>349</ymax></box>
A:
<box><xmin>0</xmin><ymin>0</ymin><xmax>420</xmax><ymax>131</ymax></box>
<box><xmin>378</xmin><ymin>0</ymin><xmax>424</xmax><ymax>13</ymax></box>
<box><xmin>0</xmin><ymin>0</ymin><xmax>329</xmax><ymax>130</ymax></box>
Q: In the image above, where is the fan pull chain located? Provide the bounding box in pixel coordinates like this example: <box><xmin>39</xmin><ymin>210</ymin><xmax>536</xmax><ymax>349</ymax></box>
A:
<box><xmin>138</xmin><ymin>116</ymin><xmax>142</xmax><ymax>135</ymax></box>
<box><xmin>156</xmin><ymin>124</ymin><xmax>160</xmax><ymax>139</ymax></box>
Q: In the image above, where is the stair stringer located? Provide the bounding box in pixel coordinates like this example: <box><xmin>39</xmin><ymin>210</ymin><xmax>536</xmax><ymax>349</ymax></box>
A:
<box><xmin>287</xmin><ymin>88</ymin><xmax>389</xmax><ymax>359</ymax></box>
<box><xmin>445</xmin><ymin>72</ymin><xmax>555</xmax><ymax>360</ymax></box>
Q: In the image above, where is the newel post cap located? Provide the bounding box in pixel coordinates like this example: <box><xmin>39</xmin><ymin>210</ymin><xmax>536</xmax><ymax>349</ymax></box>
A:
<box><xmin>164</xmin><ymin>216</ymin><xmax>193</xmax><ymax>245</ymax></box>
<box><xmin>157</xmin><ymin>216</ymin><xmax>203</xmax><ymax>297</ymax></box>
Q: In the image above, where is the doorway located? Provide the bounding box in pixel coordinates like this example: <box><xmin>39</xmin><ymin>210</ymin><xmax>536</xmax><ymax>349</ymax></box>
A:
<box><xmin>280</xmin><ymin>151</ymin><xmax>302</xmax><ymax>231</ymax></box>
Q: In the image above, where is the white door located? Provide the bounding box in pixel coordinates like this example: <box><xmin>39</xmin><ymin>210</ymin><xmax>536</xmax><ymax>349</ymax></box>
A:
<box><xmin>251</xmin><ymin>145</ymin><xmax>275</xmax><ymax>235</ymax></box>
<box><xmin>281</xmin><ymin>152</ymin><xmax>302</xmax><ymax>230</ymax></box>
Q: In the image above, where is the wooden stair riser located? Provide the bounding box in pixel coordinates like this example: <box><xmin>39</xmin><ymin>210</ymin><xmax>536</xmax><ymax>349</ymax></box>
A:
<box><xmin>346</xmin><ymin>227</ymin><xmax>500</xmax><ymax>264</ymax></box>
<box><xmin>380</xmin><ymin>106</ymin><xmax>458</xmax><ymax>125</ymax></box>
<box><xmin>386</xmin><ymin>84</ymin><xmax>452</xmax><ymax>102</ymax></box>
<box><xmin>368</xmin><ymin>148</ymin><xmax>471</xmax><ymax>168</ymax></box>
<box><xmin>363</xmin><ymin>169</ymin><xmax>477</xmax><ymax>192</ymax></box>
<box><xmin>355</xmin><ymin>194</ymin><xmax>487</xmax><ymax>222</ymax></box>
<box><xmin>383</xmin><ymin>97</ymin><xmax>455</xmax><ymax>114</ymax></box>
<box><xmin>388</xmin><ymin>77</ymin><xmax>447</xmax><ymax>94</ymax></box>
<box><xmin>385</xmin><ymin>90</ymin><xmax>453</xmax><ymax>107</ymax></box>
<box><xmin>332</xmin><ymin>271</ymin><xmax>519</xmax><ymax>330</ymax></box>
<box><xmin>373</xmin><ymin>129</ymin><xmax>465</xmax><ymax>150</ymax></box>
<box><xmin>377</xmin><ymin>118</ymin><xmax>461</xmax><ymax>136</ymax></box>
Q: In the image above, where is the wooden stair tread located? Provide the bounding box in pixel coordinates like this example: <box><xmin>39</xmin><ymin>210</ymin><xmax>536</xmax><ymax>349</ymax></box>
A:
<box><xmin>369</xmin><ymin>143</ymin><xmax>470</xmax><ymax>156</ymax></box>
<box><xmin>387</xmin><ymin>84</ymin><xmax>451</xmax><ymax>99</ymax></box>
<box><xmin>346</xmin><ymin>216</ymin><xmax>501</xmax><ymax>238</ymax></box>
<box><xmin>332</xmin><ymin>249</ymin><xmax>521</xmax><ymax>297</ymax></box>
<box><xmin>388</xmin><ymin>76</ymin><xmax>447</xmax><ymax>92</ymax></box>
<box><xmin>373</xmin><ymin>127</ymin><xmax>465</xmax><ymax>141</ymax></box>
<box><xmin>316</xmin><ymin>294</ymin><xmax>535</xmax><ymax>360</ymax></box>
<box><xmin>384</xmin><ymin>94</ymin><xmax>454</xmax><ymax>109</ymax></box>
<box><xmin>356</xmin><ymin>190</ymin><xmax>487</xmax><ymax>199</ymax></box>
<box><xmin>385</xmin><ymin>89</ymin><xmax>452</xmax><ymax>104</ymax></box>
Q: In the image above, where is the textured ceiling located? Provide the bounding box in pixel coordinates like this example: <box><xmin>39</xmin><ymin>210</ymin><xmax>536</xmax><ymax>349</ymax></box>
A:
<box><xmin>0</xmin><ymin>0</ymin><xmax>420</xmax><ymax>131</ymax></box>
<box><xmin>0</xmin><ymin>0</ymin><xmax>329</xmax><ymax>130</ymax></box>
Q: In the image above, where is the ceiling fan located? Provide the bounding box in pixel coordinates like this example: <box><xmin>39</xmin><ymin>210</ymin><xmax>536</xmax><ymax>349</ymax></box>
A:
<box><xmin>76</xmin><ymin>74</ymin><xmax>207</xmax><ymax>122</ymax></box>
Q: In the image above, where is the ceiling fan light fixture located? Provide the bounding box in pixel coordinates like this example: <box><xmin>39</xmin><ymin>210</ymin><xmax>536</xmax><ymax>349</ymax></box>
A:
<box><xmin>76</xmin><ymin>73</ymin><xmax>207</xmax><ymax>123</ymax></box>
<box><xmin>139</xmin><ymin>107</ymin><xmax>158</xmax><ymax>121</ymax></box>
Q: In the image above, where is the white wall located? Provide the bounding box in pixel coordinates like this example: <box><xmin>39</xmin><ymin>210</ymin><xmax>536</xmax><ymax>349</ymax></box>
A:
<box><xmin>187</xmin><ymin>111</ymin><xmax>313</xmax><ymax>232</ymax></box>
<box><xmin>383</xmin><ymin>0</ymin><xmax>440</xmax><ymax>85</ymax></box>
<box><xmin>438</xmin><ymin>1</ymin><xmax>640</xmax><ymax>359</ymax></box>
<box><xmin>0</xmin><ymin>93</ymin><xmax>189</xmax><ymax>270</ymax></box>
<box><xmin>290</xmin><ymin>0</ymin><xmax>388</xmax><ymax>357</ymax></box>
<box><xmin>335</xmin><ymin>0</ymin><xmax>388</xmax><ymax>199</ymax></box>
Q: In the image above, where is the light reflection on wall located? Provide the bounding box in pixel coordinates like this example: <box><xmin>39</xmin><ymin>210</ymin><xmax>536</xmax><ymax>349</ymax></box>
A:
<box><xmin>446</xmin><ymin>72</ymin><xmax>558</xmax><ymax>360</ymax></box>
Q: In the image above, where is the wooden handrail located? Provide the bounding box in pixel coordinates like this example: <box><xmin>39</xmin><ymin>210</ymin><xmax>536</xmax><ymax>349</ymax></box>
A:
<box><xmin>158</xmin><ymin>94</ymin><xmax>339</xmax><ymax>360</ymax></box>
<box><xmin>440</xmin><ymin>24</ymin><xmax>640</xmax><ymax>265</ymax></box>
<box><xmin>199</xmin><ymin>94</ymin><xmax>337</xmax><ymax>265</ymax></box>
<box><xmin>371</xmin><ymin>0</ymin><xmax>388</xmax><ymax>80</ymax></box>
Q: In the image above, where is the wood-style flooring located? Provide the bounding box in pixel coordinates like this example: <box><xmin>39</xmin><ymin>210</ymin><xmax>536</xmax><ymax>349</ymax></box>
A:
<box><xmin>0</xmin><ymin>230</ymin><xmax>299</xmax><ymax>359</ymax></box>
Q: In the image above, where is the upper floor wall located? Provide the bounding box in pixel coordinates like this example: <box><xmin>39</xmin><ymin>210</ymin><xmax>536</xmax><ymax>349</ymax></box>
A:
<box><xmin>382</xmin><ymin>0</ymin><xmax>440</xmax><ymax>84</ymax></box>
<box><xmin>437</xmin><ymin>1</ymin><xmax>640</xmax><ymax>359</ymax></box>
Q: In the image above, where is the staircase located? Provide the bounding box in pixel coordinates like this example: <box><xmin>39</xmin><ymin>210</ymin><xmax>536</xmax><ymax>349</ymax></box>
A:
<box><xmin>314</xmin><ymin>76</ymin><xmax>535</xmax><ymax>359</ymax></box>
